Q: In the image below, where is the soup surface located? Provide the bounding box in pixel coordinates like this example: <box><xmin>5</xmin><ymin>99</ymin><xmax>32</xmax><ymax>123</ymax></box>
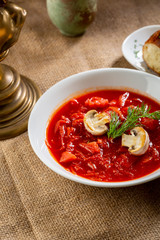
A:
<box><xmin>46</xmin><ymin>89</ymin><xmax>160</xmax><ymax>182</ymax></box>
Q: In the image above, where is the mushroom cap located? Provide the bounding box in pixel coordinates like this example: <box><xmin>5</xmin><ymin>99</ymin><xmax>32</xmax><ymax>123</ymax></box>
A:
<box><xmin>84</xmin><ymin>110</ymin><xmax>110</xmax><ymax>135</ymax></box>
<box><xmin>122</xmin><ymin>127</ymin><xmax>150</xmax><ymax>156</ymax></box>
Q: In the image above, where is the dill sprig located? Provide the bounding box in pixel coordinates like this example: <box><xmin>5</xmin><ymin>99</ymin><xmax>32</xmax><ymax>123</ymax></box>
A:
<box><xmin>107</xmin><ymin>104</ymin><xmax>160</xmax><ymax>140</ymax></box>
<box><xmin>107</xmin><ymin>111</ymin><xmax>121</xmax><ymax>139</ymax></box>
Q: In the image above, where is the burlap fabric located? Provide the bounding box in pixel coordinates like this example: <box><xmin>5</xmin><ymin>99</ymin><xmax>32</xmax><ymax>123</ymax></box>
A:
<box><xmin>1</xmin><ymin>0</ymin><xmax>160</xmax><ymax>239</ymax></box>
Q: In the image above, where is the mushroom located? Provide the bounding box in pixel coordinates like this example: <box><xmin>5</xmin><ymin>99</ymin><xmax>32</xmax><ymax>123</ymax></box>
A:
<box><xmin>84</xmin><ymin>110</ymin><xmax>110</xmax><ymax>135</ymax></box>
<box><xmin>122</xmin><ymin>127</ymin><xmax>149</xmax><ymax>156</ymax></box>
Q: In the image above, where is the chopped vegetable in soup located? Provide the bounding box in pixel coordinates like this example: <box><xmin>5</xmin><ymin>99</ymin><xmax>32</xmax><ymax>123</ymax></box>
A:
<box><xmin>46</xmin><ymin>89</ymin><xmax>160</xmax><ymax>182</ymax></box>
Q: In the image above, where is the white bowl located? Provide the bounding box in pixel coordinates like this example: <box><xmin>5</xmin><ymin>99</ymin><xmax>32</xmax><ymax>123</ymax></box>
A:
<box><xmin>28</xmin><ymin>68</ymin><xmax>160</xmax><ymax>187</ymax></box>
<box><xmin>122</xmin><ymin>25</ymin><xmax>160</xmax><ymax>76</ymax></box>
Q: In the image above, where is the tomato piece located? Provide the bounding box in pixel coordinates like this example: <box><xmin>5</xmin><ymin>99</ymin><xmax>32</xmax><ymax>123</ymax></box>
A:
<box><xmin>75</xmin><ymin>150</ymin><xmax>86</xmax><ymax>160</ymax></box>
<box><xmin>60</xmin><ymin>151</ymin><xmax>77</xmax><ymax>163</ymax></box>
<box><xmin>54</xmin><ymin>116</ymin><xmax>70</xmax><ymax>133</ymax></box>
<box><xmin>87</xmin><ymin>162</ymin><xmax>97</xmax><ymax>170</ymax></box>
<box><xmin>121</xmin><ymin>105</ymin><xmax>136</xmax><ymax>116</ymax></box>
<box><xmin>109</xmin><ymin>100</ymin><xmax>117</xmax><ymax>106</ymax></box>
<box><xmin>72</xmin><ymin>119</ymin><xmax>84</xmax><ymax>128</ymax></box>
<box><xmin>70</xmin><ymin>98</ymin><xmax>79</xmax><ymax>107</ymax></box>
<box><xmin>70</xmin><ymin>112</ymin><xmax>85</xmax><ymax>120</ymax></box>
<box><xmin>118</xmin><ymin>92</ymin><xmax>129</xmax><ymax>107</ymax></box>
<box><xmin>66</xmin><ymin>127</ymin><xmax>76</xmax><ymax>137</ymax></box>
<box><xmin>58</xmin><ymin>125</ymin><xmax>66</xmax><ymax>148</ymax></box>
<box><xmin>79</xmin><ymin>142</ymin><xmax>100</xmax><ymax>154</ymax></box>
<box><xmin>141</xmin><ymin>117</ymin><xmax>159</xmax><ymax>130</ymax></box>
<box><xmin>70</xmin><ymin>165</ymin><xmax>84</xmax><ymax>174</ymax></box>
<box><xmin>85</xmin><ymin>97</ymin><xmax>109</xmax><ymax>108</ymax></box>
<box><xmin>126</xmin><ymin>98</ymin><xmax>143</xmax><ymax>106</ymax></box>
<box><xmin>97</xmin><ymin>137</ymin><xmax>109</xmax><ymax>149</ymax></box>
<box><xmin>107</xmin><ymin>106</ymin><xmax>125</xmax><ymax>120</ymax></box>
<box><xmin>66</xmin><ymin>141</ymin><xmax>75</xmax><ymax>152</ymax></box>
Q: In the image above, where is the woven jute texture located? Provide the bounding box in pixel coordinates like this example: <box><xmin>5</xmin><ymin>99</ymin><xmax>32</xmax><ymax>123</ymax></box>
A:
<box><xmin>1</xmin><ymin>0</ymin><xmax>160</xmax><ymax>239</ymax></box>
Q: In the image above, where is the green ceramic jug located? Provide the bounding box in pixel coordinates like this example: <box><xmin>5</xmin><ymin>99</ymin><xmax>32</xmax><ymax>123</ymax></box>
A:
<box><xmin>46</xmin><ymin>0</ymin><xmax>97</xmax><ymax>37</ymax></box>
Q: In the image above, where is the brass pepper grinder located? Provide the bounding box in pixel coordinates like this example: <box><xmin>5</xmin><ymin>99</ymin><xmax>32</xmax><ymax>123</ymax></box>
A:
<box><xmin>0</xmin><ymin>1</ymin><xmax>41</xmax><ymax>140</ymax></box>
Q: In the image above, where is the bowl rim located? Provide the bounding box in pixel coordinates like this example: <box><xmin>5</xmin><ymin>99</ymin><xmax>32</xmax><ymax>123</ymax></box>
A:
<box><xmin>28</xmin><ymin>68</ymin><xmax>160</xmax><ymax>188</ymax></box>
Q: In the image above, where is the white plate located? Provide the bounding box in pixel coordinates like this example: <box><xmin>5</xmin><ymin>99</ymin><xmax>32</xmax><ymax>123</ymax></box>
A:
<box><xmin>28</xmin><ymin>68</ymin><xmax>160</xmax><ymax>188</ymax></box>
<box><xmin>122</xmin><ymin>25</ymin><xmax>160</xmax><ymax>76</ymax></box>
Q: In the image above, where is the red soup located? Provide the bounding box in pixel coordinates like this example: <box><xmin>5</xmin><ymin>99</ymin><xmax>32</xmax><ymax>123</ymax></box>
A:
<box><xmin>46</xmin><ymin>89</ymin><xmax>160</xmax><ymax>182</ymax></box>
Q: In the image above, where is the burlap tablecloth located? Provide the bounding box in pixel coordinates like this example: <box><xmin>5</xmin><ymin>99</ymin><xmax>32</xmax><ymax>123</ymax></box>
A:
<box><xmin>1</xmin><ymin>0</ymin><xmax>160</xmax><ymax>239</ymax></box>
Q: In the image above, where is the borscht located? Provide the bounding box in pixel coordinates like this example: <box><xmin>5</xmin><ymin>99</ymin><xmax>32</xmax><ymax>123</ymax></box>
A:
<box><xmin>45</xmin><ymin>89</ymin><xmax>160</xmax><ymax>182</ymax></box>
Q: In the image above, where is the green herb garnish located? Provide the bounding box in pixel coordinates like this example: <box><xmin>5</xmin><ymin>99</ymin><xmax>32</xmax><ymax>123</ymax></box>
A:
<box><xmin>134</xmin><ymin>50</ymin><xmax>140</xmax><ymax>59</ymax></box>
<box><xmin>107</xmin><ymin>111</ymin><xmax>121</xmax><ymax>139</ymax></box>
<box><xmin>107</xmin><ymin>104</ymin><xmax>160</xmax><ymax>140</ymax></box>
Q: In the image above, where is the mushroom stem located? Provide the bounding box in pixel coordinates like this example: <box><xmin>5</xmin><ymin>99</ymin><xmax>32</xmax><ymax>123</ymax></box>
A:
<box><xmin>122</xmin><ymin>127</ymin><xmax>149</xmax><ymax>156</ymax></box>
